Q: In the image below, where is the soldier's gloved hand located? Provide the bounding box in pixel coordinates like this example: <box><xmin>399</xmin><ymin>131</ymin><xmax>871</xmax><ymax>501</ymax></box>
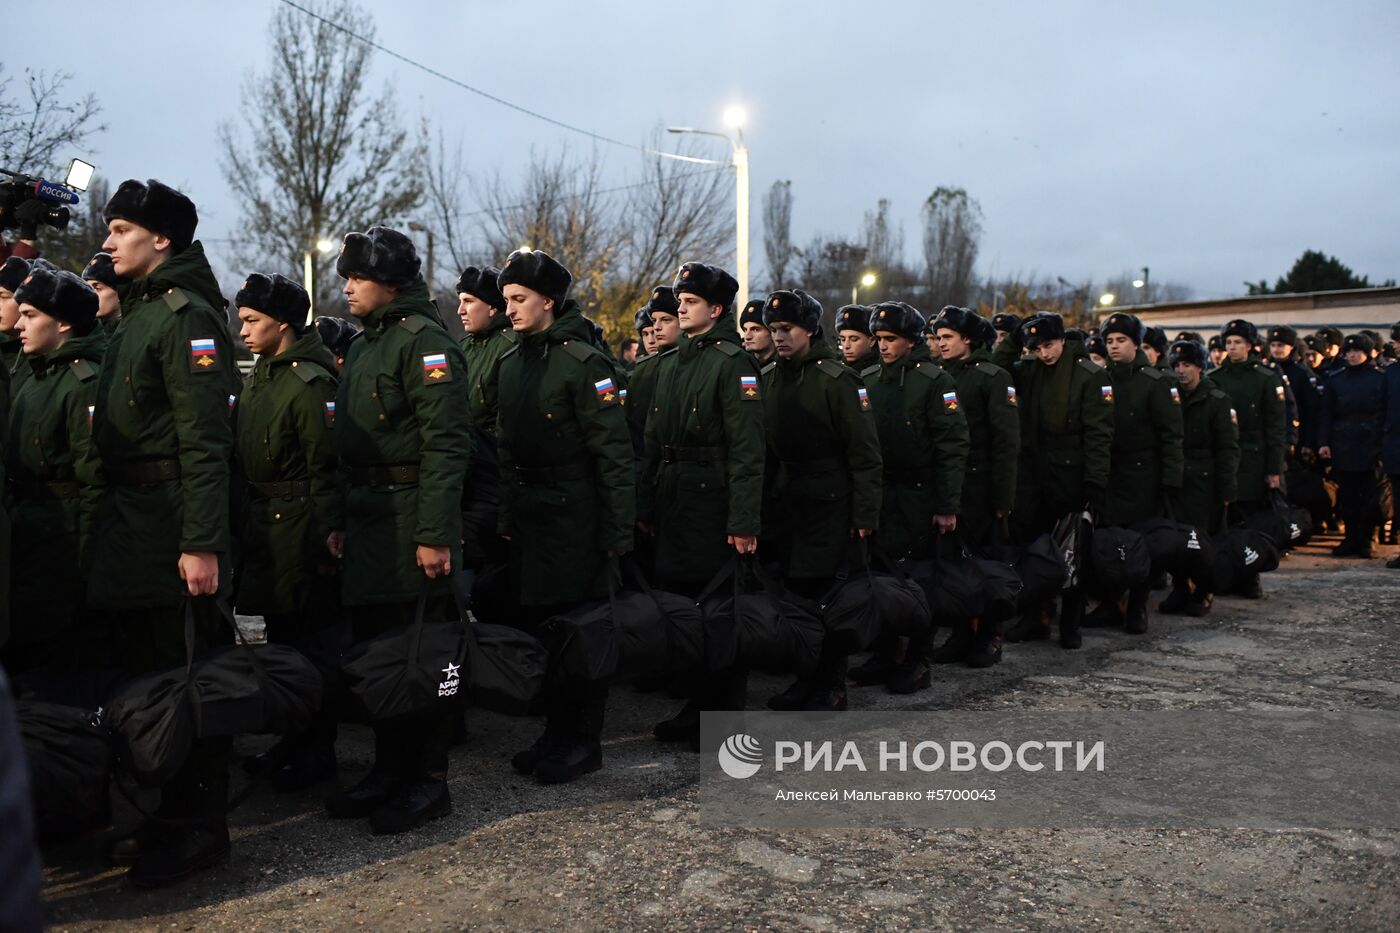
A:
<box><xmin>1084</xmin><ymin>483</ymin><xmax>1107</xmax><ymax>517</ymax></box>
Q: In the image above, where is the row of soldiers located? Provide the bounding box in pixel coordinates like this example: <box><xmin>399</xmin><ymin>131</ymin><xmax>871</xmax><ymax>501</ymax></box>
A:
<box><xmin>0</xmin><ymin>175</ymin><xmax>1393</xmax><ymax>888</ymax></box>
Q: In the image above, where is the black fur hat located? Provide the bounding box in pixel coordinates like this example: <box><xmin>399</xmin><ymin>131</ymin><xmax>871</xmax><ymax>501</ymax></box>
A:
<box><xmin>738</xmin><ymin>298</ymin><xmax>765</xmax><ymax>328</ymax></box>
<box><xmin>103</xmin><ymin>178</ymin><xmax>198</xmax><ymax>252</ymax></box>
<box><xmin>456</xmin><ymin>265</ymin><xmax>506</xmax><ymax>311</ymax></box>
<box><xmin>497</xmin><ymin>248</ymin><xmax>571</xmax><ymax>307</ymax></box>
<box><xmin>1099</xmin><ymin>311</ymin><xmax>1145</xmax><ymax>344</ymax></box>
<box><xmin>763</xmin><ymin>289</ymin><xmax>822</xmax><ymax>332</ymax></box>
<box><xmin>633</xmin><ymin>306</ymin><xmax>653</xmax><ymax>335</ymax></box>
<box><xmin>1362</xmin><ymin>329</ymin><xmax>1382</xmax><ymax>351</ymax></box>
<box><xmin>1391</xmin><ymin>321</ymin><xmax>1400</xmax><ymax>343</ymax></box>
<box><xmin>834</xmin><ymin>304</ymin><xmax>872</xmax><ymax>335</ymax></box>
<box><xmin>1316</xmin><ymin>325</ymin><xmax>1343</xmax><ymax>348</ymax></box>
<box><xmin>672</xmin><ymin>262</ymin><xmax>738</xmax><ymax>311</ymax></box>
<box><xmin>1267</xmin><ymin>324</ymin><xmax>1298</xmax><ymax>346</ymax></box>
<box><xmin>1343</xmin><ymin>332</ymin><xmax>1374</xmax><ymax>355</ymax></box>
<box><xmin>1208</xmin><ymin>335</ymin><xmax>1225</xmax><ymax>352</ymax></box>
<box><xmin>1142</xmin><ymin>326</ymin><xmax>1168</xmax><ymax>356</ymax></box>
<box><xmin>869</xmin><ymin>301</ymin><xmax>925</xmax><ymax>341</ymax></box>
<box><xmin>336</xmin><ymin>226</ymin><xmax>421</xmax><ymax>288</ymax></box>
<box><xmin>644</xmin><ymin>285</ymin><xmax>679</xmax><ymax>316</ymax></box>
<box><xmin>0</xmin><ymin>256</ymin><xmax>28</xmax><ymax>292</ymax></box>
<box><xmin>313</xmin><ymin>315</ymin><xmax>359</xmax><ymax>359</ymax></box>
<box><xmin>931</xmin><ymin>305</ymin><xmax>978</xmax><ymax>340</ymax></box>
<box><xmin>1220</xmin><ymin>318</ymin><xmax>1258</xmax><ymax>344</ymax></box>
<box><xmin>14</xmin><ymin>267</ymin><xmax>98</xmax><ymax>336</ymax></box>
<box><xmin>81</xmin><ymin>251</ymin><xmax>121</xmax><ymax>289</ymax></box>
<box><xmin>1085</xmin><ymin>334</ymin><xmax>1107</xmax><ymax>357</ymax></box>
<box><xmin>1176</xmin><ymin>330</ymin><xmax>1204</xmax><ymax>344</ymax></box>
<box><xmin>235</xmin><ymin>272</ymin><xmax>310</xmax><ymax>325</ymax></box>
<box><xmin>992</xmin><ymin>311</ymin><xmax>1022</xmax><ymax>333</ymax></box>
<box><xmin>1020</xmin><ymin>312</ymin><xmax>1065</xmax><ymax>349</ymax></box>
<box><xmin>973</xmin><ymin>316</ymin><xmax>998</xmax><ymax>347</ymax></box>
<box><xmin>1168</xmin><ymin>339</ymin><xmax>1208</xmax><ymax>369</ymax></box>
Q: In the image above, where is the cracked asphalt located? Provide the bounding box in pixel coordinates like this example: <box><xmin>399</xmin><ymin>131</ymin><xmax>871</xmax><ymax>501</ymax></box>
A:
<box><xmin>39</xmin><ymin>533</ymin><xmax>1400</xmax><ymax>931</ymax></box>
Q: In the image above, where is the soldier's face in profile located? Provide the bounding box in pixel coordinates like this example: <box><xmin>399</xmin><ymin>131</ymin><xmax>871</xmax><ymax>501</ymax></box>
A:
<box><xmin>343</xmin><ymin>275</ymin><xmax>398</xmax><ymax>318</ymax></box>
<box><xmin>650</xmin><ymin>312</ymin><xmax>681</xmax><ymax>349</ymax></box>
<box><xmin>1305</xmin><ymin>350</ymin><xmax>1323</xmax><ymax>369</ymax></box>
<box><xmin>238</xmin><ymin>307</ymin><xmax>288</xmax><ymax>356</ymax></box>
<box><xmin>837</xmin><ymin>330</ymin><xmax>874</xmax><ymax>363</ymax></box>
<box><xmin>876</xmin><ymin>332</ymin><xmax>914</xmax><ymax>364</ymax></box>
<box><xmin>935</xmin><ymin>327</ymin><xmax>971</xmax><ymax>361</ymax></box>
<box><xmin>1269</xmin><ymin>341</ymin><xmax>1292</xmax><ymax>360</ymax></box>
<box><xmin>1174</xmin><ymin>361</ymin><xmax>1202</xmax><ymax>391</ymax></box>
<box><xmin>15</xmin><ymin>305</ymin><xmax>65</xmax><ymax>355</ymax></box>
<box><xmin>502</xmin><ymin>284</ymin><xmax>554</xmax><ymax>334</ymax></box>
<box><xmin>0</xmin><ymin>288</ymin><xmax>17</xmax><ymax>332</ymax></box>
<box><xmin>458</xmin><ymin>293</ymin><xmax>497</xmax><ymax>334</ymax></box>
<box><xmin>88</xmin><ymin>280</ymin><xmax>121</xmax><ymax>319</ymax></box>
<box><xmin>770</xmin><ymin>322</ymin><xmax>811</xmax><ymax>359</ymax></box>
<box><xmin>641</xmin><ymin>326</ymin><xmax>658</xmax><ymax>354</ymax></box>
<box><xmin>741</xmin><ymin>321</ymin><xmax>772</xmax><ymax>353</ymax></box>
<box><xmin>1346</xmin><ymin>349</ymin><xmax>1368</xmax><ymax>366</ymax></box>
<box><xmin>1032</xmin><ymin>338</ymin><xmax>1065</xmax><ymax>365</ymax></box>
<box><xmin>1224</xmin><ymin>335</ymin><xmax>1251</xmax><ymax>363</ymax></box>
<box><xmin>1105</xmin><ymin>332</ymin><xmax>1137</xmax><ymax>364</ymax></box>
<box><xmin>676</xmin><ymin>292</ymin><xmax>720</xmax><ymax>335</ymax></box>
<box><xmin>102</xmin><ymin>219</ymin><xmax>168</xmax><ymax>280</ymax></box>
<box><xmin>1143</xmin><ymin>345</ymin><xmax>1160</xmax><ymax>365</ymax></box>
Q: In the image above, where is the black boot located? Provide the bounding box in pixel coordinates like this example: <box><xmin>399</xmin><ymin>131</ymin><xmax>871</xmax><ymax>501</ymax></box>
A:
<box><xmin>271</xmin><ymin>745</ymin><xmax>337</xmax><ymax>792</ymax></box>
<box><xmin>1158</xmin><ymin>582</ymin><xmax>1190</xmax><ymax>615</ymax></box>
<box><xmin>1124</xmin><ymin>585</ymin><xmax>1149</xmax><ymax>635</ymax></box>
<box><xmin>127</xmin><ymin>824</ymin><xmax>229</xmax><ymax>888</ymax></box>
<box><xmin>653</xmin><ymin>698</ymin><xmax>701</xmax><ymax>743</ymax></box>
<box><xmin>368</xmin><ymin>779</ymin><xmax>451</xmax><ymax>834</ymax></box>
<box><xmin>105</xmin><ymin>822</ymin><xmax>166</xmax><ymax>866</ymax></box>
<box><xmin>535</xmin><ymin>689</ymin><xmax>605</xmax><ymax>784</ymax></box>
<box><xmin>511</xmin><ymin>723</ymin><xmax>567</xmax><ymax>775</ymax></box>
<box><xmin>1082</xmin><ymin>594</ymin><xmax>1124</xmax><ymax>628</ymax></box>
<box><xmin>929</xmin><ymin>621</ymin><xmax>974</xmax><ymax>661</ymax></box>
<box><xmin>802</xmin><ymin>651</ymin><xmax>849</xmax><ymax>710</ymax></box>
<box><xmin>1004</xmin><ymin>601</ymin><xmax>1051</xmax><ymax>643</ymax></box>
<box><xmin>848</xmin><ymin>651</ymin><xmax>896</xmax><ymax>686</ymax></box>
<box><xmin>964</xmin><ymin>618</ymin><xmax>1003</xmax><ymax>668</ymax></box>
<box><xmin>1236</xmin><ymin>573</ymin><xmax>1263</xmax><ymax>599</ymax></box>
<box><xmin>325</xmin><ymin>768</ymin><xmax>400</xmax><ymax>818</ymax></box>
<box><xmin>1186</xmin><ymin>592</ymin><xmax>1213</xmax><ymax>617</ymax></box>
<box><xmin>767</xmin><ymin>678</ymin><xmax>816</xmax><ymax>710</ymax></box>
<box><xmin>1059</xmin><ymin>590</ymin><xmax>1084</xmax><ymax>650</ymax></box>
<box><xmin>886</xmin><ymin>656</ymin><xmax>930</xmax><ymax>694</ymax></box>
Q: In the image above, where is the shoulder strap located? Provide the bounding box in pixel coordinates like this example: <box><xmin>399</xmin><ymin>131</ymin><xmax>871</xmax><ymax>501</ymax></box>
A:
<box><xmin>292</xmin><ymin>360</ymin><xmax>333</xmax><ymax>384</ymax></box>
<box><xmin>712</xmin><ymin>341</ymin><xmax>741</xmax><ymax>357</ymax></box>
<box><xmin>975</xmin><ymin>361</ymin><xmax>1000</xmax><ymax>376</ymax></box>
<box><xmin>760</xmin><ymin>361</ymin><xmax>776</xmax><ymax>376</ymax></box>
<box><xmin>559</xmin><ymin>339</ymin><xmax>594</xmax><ymax>363</ymax></box>
<box><xmin>397</xmin><ymin>315</ymin><xmax>427</xmax><ymax>334</ymax></box>
<box><xmin>860</xmin><ymin>364</ymin><xmax>881</xmax><ymax>379</ymax></box>
<box><xmin>910</xmin><ymin>362</ymin><xmax>943</xmax><ymax>382</ymax></box>
<box><xmin>162</xmin><ymin>288</ymin><xmax>190</xmax><ymax>312</ymax></box>
<box><xmin>1077</xmin><ymin>358</ymin><xmax>1103</xmax><ymax>374</ymax></box>
<box><xmin>70</xmin><ymin>358</ymin><xmax>97</xmax><ymax>382</ymax></box>
<box><xmin>815</xmin><ymin>358</ymin><xmax>846</xmax><ymax>380</ymax></box>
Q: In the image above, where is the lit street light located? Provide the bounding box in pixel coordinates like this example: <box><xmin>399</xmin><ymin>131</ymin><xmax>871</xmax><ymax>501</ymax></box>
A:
<box><xmin>852</xmin><ymin>272</ymin><xmax>877</xmax><ymax>305</ymax></box>
<box><xmin>1132</xmin><ymin>266</ymin><xmax>1150</xmax><ymax>301</ymax></box>
<box><xmin>303</xmin><ymin>237</ymin><xmax>337</xmax><ymax>320</ymax></box>
<box><xmin>668</xmin><ymin>106</ymin><xmax>751</xmax><ymax>309</ymax></box>
<box><xmin>1099</xmin><ymin>293</ymin><xmax>1116</xmax><ymax>307</ymax></box>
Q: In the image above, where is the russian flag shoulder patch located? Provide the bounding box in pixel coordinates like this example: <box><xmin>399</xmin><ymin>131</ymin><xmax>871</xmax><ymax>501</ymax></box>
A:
<box><xmin>189</xmin><ymin>337</ymin><xmax>218</xmax><ymax>372</ymax></box>
<box><xmin>740</xmin><ymin>374</ymin><xmax>760</xmax><ymax>400</ymax></box>
<box><xmin>942</xmin><ymin>389</ymin><xmax>959</xmax><ymax>412</ymax></box>
<box><xmin>422</xmin><ymin>352</ymin><xmax>452</xmax><ymax>384</ymax></box>
<box><xmin>595</xmin><ymin>376</ymin><xmax>618</xmax><ymax>407</ymax></box>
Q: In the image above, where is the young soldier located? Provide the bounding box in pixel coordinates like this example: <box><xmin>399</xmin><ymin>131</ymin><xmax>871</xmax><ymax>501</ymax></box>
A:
<box><xmin>762</xmin><ymin>289</ymin><xmax>883</xmax><ymax>711</ymax></box>
<box><xmin>1319</xmin><ymin>333</ymin><xmax>1386</xmax><ymax>558</ymax></box>
<box><xmin>323</xmin><ymin>226</ymin><xmax>473</xmax><ymax>833</ymax></box>
<box><xmin>232</xmin><ymin>273</ymin><xmax>340</xmax><ymax>791</ymax></box>
<box><xmin>739</xmin><ymin>297</ymin><xmax>776</xmax><ymax>365</ymax></box>
<box><xmin>3</xmin><ymin>269</ymin><xmax>103</xmax><ymax>683</ymax></box>
<box><xmin>929</xmin><ymin>306</ymin><xmax>1018</xmax><ymax>666</ymax></box>
<box><xmin>82</xmin><ymin>251</ymin><xmax>124</xmax><ymax>333</ymax></box>
<box><xmin>89</xmin><ymin>179</ymin><xmax>239</xmax><ymax>886</ymax></box>
<box><xmin>1209</xmin><ymin>319</ymin><xmax>1286</xmax><ymax>597</ymax></box>
<box><xmin>627</xmin><ymin>286</ymin><xmax>680</xmax><ymax>460</ymax></box>
<box><xmin>1141</xmin><ymin>326</ymin><xmax>1169</xmax><ymax>369</ymax></box>
<box><xmin>495</xmin><ymin>249</ymin><xmax>634</xmax><ymax>784</ymax></box>
<box><xmin>312</xmin><ymin>315</ymin><xmax>358</xmax><ymax>373</ymax></box>
<box><xmin>991</xmin><ymin>312</ymin><xmax>1022</xmax><ymax>350</ymax></box>
<box><xmin>1083</xmin><ymin>312</ymin><xmax>1184</xmax><ymax>634</ymax></box>
<box><xmin>636</xmin><ymin>304</ymin><xmax>658</xmax><ymax>357</ymax></box>
<box><xmin>835</xmin><ymin>304</ymin><xmax>879</xmax><ymax>371</ymax></box>
<box><xmin>645</xmin><ymin>262</ymin><xmax>765</xmax><ymax>741</ymax></box>
<box><xmin>1265</xmin><ymin>325</ymin><xmax>1321</xmax><ymax>460</ymax></box>
<box><xmin>1162</xmin><ymin>339</ymin><xmax>1238</xmax><ymax>615</ymax></box>
<box><xmin>994</xmin><ymin>312</ymin><xmax>1114</xmax><ymax>649</ymax></box>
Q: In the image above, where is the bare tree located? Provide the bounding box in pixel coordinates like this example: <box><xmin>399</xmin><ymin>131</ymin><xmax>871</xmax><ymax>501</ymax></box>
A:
<box><xmin>862</xmin><ymin>198</ymin><xmax>904</xmax><ymax>275</ymax></box>
<box><xmin>0</xmin><ymin>66</ymin><xmax>105</xmax><ymax>174</ymax></box>
<box><xmin>921</xmin><ymin>186</ymin><xmax>983</xmax><ymax>307</ymax></box>
<box><xmin>763</xmin><ymin>180</ymin><xmax>794</xmax><ymax>289</ymax></box>
<box><xmin>218</xmin><ymin>0</ymin><xmax>426</xmax><ymax>313</ymax></box>
<box><xmin>424</xmin><ymin>129</ymin><xmax>474</xmax><ymax>285</ymax></box>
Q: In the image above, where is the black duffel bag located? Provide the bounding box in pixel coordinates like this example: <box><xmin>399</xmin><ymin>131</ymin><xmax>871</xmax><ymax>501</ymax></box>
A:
<box><xmin>107</xmin><ymin>600</ymin><xmax>324</xmax><ymax>787</ymax></box>
<box><xmin>1087</xmin><ymin>526</ymin><xmax>1152</xmax><ymax>594</ymax></box>
<box><xmin>16</xmin><ymin>700</ymin><xmax>113</xmax><ymax>840</ymax></box>
<box><xmin>544</xmin><ymin>564</ymin><xmax>705</xmax><ymax>683</ymax></box>
<box><xmin>698</xmin><ymin>557</ymin><xmax>824</xmax><ymax>675</ymax></box>
<box><xmin>902</xmin><ymin>552</ymin><xmax>986</xmax><ymax>623</ymax></box>
<box><xmin>1253</xmin><ymin>489</ymin><xmax>1313</xmax><ymax>549</ymax></box>
<box><xmin>1286</xmin><ymin>465</ymin><xmax>1332</xmax><ymax>527</ymax></box>
<box><xmin>821</xmin><ymin>543</ymin><xmax>929</xmax><ymax>652</ymax></box>
<box><xmin>1132</xmin><ymin>517</ymin><xmax>1199</xmax><ymax>575</ymax></box>
<box><xmin>1212</xmin><ymin>525</ymin><xmax>1282</xmax><ymax>593</ymax></box>
<box><xmin>467</xmin><ymin>622</ymin><xmax>547</xmax><ymax>715</ymax></box>
<box><xmin>340</xmin><ymin>586</ymin><xmax>471</xmax><ymax>725</ymax></box>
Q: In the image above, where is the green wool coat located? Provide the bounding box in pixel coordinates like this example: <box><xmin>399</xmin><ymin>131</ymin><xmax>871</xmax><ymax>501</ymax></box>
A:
<box><xmin>1178</xmin><ymin>375</ymin><xmax>1240</xmax><ymax>533</ymax></box>
<box><xmin>460</xmin><ymin>313</ymin><xmax>516</xmax><ymax>436</ymax></box>
<box><xmin>643</xmin><ymin>317</ymin><xmax>765</xmax><ymax>585</ymax></box>
<box><xmin>233</xmin><ymin>329</ymin><xmax>339</xmax><ymax>614</ymax></box>
<box><xmin>496</xmin><ymin>300</ymin><xmax>635</xmax><ymax>606</ymax></box>
<box><xmin>1102</xmin><ymin>350</ymin><xmax>1185</xmax><ymax>527</ymax></box>
<box><xmin>88</xmin><ymin>242</ymin><xmax>239</xmax><ymax>609</ymax></box>
<box><xmin>937</xmin><ymin>348</ymin><xmax>1020</xmax><ymax>543</ymax></box>
<box><xmin>5</xmin><ymin>330</ymin><xmax>104</xmax><ymax>639</ymax></box>
<box><xmin>762</xmin><ymin>340</ymin><xmax>883</xmax><ymax>579</ymax></box>
<box><xmin>335</xmin><ymin>279</ymin><xmax>472</xmax><ymax>606</ymax></box>
<box><xmin>1208</xmin><ymin>353</ymin><xmax>1286</xmax><ymax>503</ymax></box>
<box><xmin>863</xmin><ymin>342</ymin><xmax>970</xmax><ymax>559</ymax></box>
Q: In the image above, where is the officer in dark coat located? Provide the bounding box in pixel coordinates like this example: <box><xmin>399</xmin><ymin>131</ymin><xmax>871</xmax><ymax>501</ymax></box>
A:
<box><xmin>3</xmin><ymin>268</ymin><xmax>103</xmax><ymax>684</ymax></box>
<box><xmin>495</xmin><ymin>249</ymin><xmax>635</xmax><ymax>784</ymax></box>
<box><xmin>739</xmin><ymin>298</ymin><xmax>776</xmax><ymax>365</ymax></box>
<box><xmin>323</xmin><ymin>226</ymin><xmax>473</xmax><ymax>833</ymax></box>
<box><xmin>1316</xmin><ymin>326</ymin><xmax>1344</xmax><ymax>373</ymax></box>
<box><xmin>232</xmin><ymin>273</ymin><xmax>340</xmax><ymax>791</ymax></box>
<box><xmin>1210</xmin><ymin>319</ymin><xmax>1287</xmax><ymax>597</ymax></box>
<box><xmin>312</xmin><ymin>315</ymin><xmax>359</xmax><ymax>373</ymax></box>
<box><xmin>1161</xmin><ymin>339</ymin><xmax>1239</xmax><ymax>615</ymax></box>
<box><xmin>82</xmin><ymin>250</ymin><xmax>125</xmax><ymax>334</ymax></box>
<box><xmin>1319</xmin><ymin>333</ymin><xmax>1386</xmax><ymax>557</ymax></box>
<box><xmin>835</xmin><ymin>304</ymin><xmax>879</xmax><ymax>372</ymax></box>
<box><xmin>1266</xmin><ymin>325</ymin><xmax>1321</xmax><ymax>458</ymax></box>
<box><xmin>993</xmin><ymin>312</ymin><xmax>1114</xmax><ymax>649</ymax></box>
<box><xmin>89</xmin><ymin>179</ymin><xmax>239</xmax><ymax>886</ymax></box>
<box><xmin>1083</xmin><ymin>312</ymin><xmax>1184</xmax><ymax>634</ymax></box>
<box><xmin>762</xmin><ymin>289</ymin><xmax>883</xmax><ymax>711</ymax></box>
<box><xmin>627</xmin><ymin>286</ymin><xmax>679</xmax><ymax>462</ymax></box>
<box><xmin>645</xmin><ymin>262</ymin><xmax>764</xmax><ymax>744</ymax></box>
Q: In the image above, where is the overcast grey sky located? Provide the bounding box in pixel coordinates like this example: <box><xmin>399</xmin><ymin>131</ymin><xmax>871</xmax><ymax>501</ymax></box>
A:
<box><xmin>19</xmin><ymin>0</ymin><xmax>1400</xmax><ymax>298</ymax></box>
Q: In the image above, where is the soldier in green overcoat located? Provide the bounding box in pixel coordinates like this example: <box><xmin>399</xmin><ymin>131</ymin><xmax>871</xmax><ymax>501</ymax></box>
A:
<box><xmin>1207</xmin><ymin>318</ymin><xmax>1286</xmax><ymax>599</ymax></box>
<box><xmin>761</xmin><ymin>289</ymin><xmax>883</xmax><ymax>712</ymax></box>
<box><xmin>231</xmin><ymin>273</ymin><xmax>340</xmax><ymax>791</ymax></box>
<box><xmin>495</xmin><ymin>249</ymin><xmax>635</xmax><ymax>786</ymax></box>
<box><xmin>1162</xmin><ymin>339</ymin><xmax>1239</xmax><ymax>616</ymax></box>
<box><xmin>1084</xmin><ymin>312</ymin><xmax>1184</xmax><ymax>634</ymax></box>
<box><xmin>739</xmin><ymin>298</ymin><xmax>776</xmax><ymax>366</ymax></box>
<box><xmin>323</xmin><ymin>226</ymin><xmax>472</xmax><ymax>835</ymax></box>
<box><xmin>836</xmin><ymin>304</ymin><xmax>880</xmax><ymax>372</ymax></box>
<box><xmin>994</xmin><ymin>312</ymin><xmax>1115</xmax><ymax>649</ymax></box>
<box><xmin>3</xmin><ymin>269</ymin><xmax>103</xmax><ymax>683</ymax></box>
<box><xmin>82</xmin><ymin>251</ymin><xmax>125</xmax><ymax>335</ymax></box>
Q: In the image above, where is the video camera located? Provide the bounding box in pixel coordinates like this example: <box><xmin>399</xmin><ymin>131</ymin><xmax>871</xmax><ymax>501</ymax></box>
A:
<box><xmin>0</xmin><ymin>158</ymin><xmax>95</xmax><ymax>237</ymax></box>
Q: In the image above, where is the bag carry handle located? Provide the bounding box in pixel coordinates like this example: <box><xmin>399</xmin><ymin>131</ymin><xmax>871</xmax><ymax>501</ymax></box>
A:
<box><xmin>406</xmin><ymin>579</ymin><xmax>472</xmax><ymax>666</ymax></box>
<box><xmin>619</xmin><ymin>555</ymin><xmax>680</xmax><ymax>678</ymax></box>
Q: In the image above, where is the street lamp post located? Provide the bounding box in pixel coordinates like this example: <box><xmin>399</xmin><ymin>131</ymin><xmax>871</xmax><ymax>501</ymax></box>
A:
<box><xmin>852</xmin><ymin>272</ymin><xmax>877</xmax><ymax>305</ymax></box>
<box><xmin>1131</xmin><ymin>266</ymin><xmax>1150</xmax><ymax>303</ymax></box>
<box><xmin>409</xmin><ymin>221</ymin><xmax>435</xmax><ymax>303</ymax></box>
<box><xmin>304</xmin><ymin>237</ymin><xmax>337</xmax><ymax>321</ymax></box>
<box><xmin>668</xmin><ymin>106</ymin><xmax>750</xmax><ymax>309</ymax></box>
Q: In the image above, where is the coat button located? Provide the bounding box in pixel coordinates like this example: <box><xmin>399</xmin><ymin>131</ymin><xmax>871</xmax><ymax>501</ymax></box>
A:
<box><xmin>291</xmin><ymin>362</ymin><xmax>298</xmax><ymax>367</ymax></box>
<box><xmin>128</xmin><ymin>400</ymin><xmax>135</xmax><ymax>407</ymax></box>
<box><xmin>274</xmin><ymin>513</ymin><xmax>281</xmax><ymax>520</ymax></box>
<box><xmin>378</xmin><ymin>413</ymin><xmax>386</xmax><ymax>421</ymax></box>
<box><xmin>371</xmin><ymin>392</ymin><xmax>378</xmax><ymax>399</ymax></box>
<box><xmin>545</xmin><ymin>413</ymin><xmax>553</xmax><ymax>420</ymax></box>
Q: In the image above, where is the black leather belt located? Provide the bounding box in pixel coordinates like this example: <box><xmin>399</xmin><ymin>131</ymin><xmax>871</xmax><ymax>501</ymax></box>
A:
<box><xmin>347</xmin><ymin>464</ymin><xmax>420</xmax><ymax>486</ymax></box>
<box><xmin>107</xmin><ymin>459</ymin><xmax>180</xmax><ymax>486</ymax></box>
<box><xmin>661</xmin><ymin>445</ymin><xmax>726</xmax><ymax>463</ymax></box>
<box><xmin>248</xmin><ymin>480</ymin><xmax>312</xmax><ymax>498</ymax></box>
<box><xmin>513</xmin><ymin>462</ymin><xmax>591</xmax><ymax>484</ymax></box>
<box><xmin>8</xmin><ymin>479</ymin><xmax>80</xmax><ymax>499</ymax></box>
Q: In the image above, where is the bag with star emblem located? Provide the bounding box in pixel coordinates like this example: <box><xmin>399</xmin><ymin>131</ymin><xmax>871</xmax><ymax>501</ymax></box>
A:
<box><xmin>339</xmin><ymin>585</ymin><xmax>472</xmax><ymax>724</ymax></box>
<box><xmin>106</xmin><ymin>599</ymin><xmax>324</xmax><ymax>786</ymax></box>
